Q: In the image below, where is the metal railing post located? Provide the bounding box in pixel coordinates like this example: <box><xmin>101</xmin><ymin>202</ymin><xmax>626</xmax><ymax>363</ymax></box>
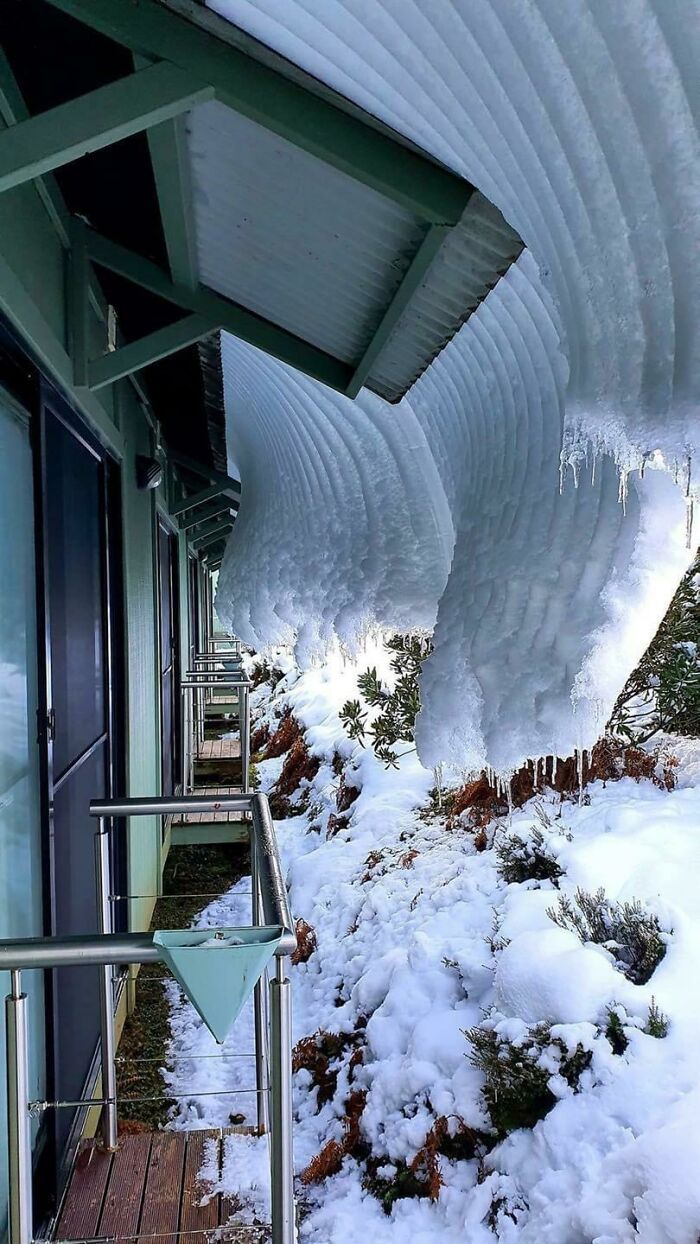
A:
<box><xmin>251</xmin><ymin>842</ymin><xmax>270</xmax><ymax>1135</ymax></box>
<box><xmin>95</xmin><ymin>819</ymin><xmax>118</xmax><ymax>1150</ymax></box>
<box><xmin>270</xmin><ymin>956</ymin><xmax>295</xmax><ymax>1244</ymax></box>
<box><xmin>241</xmin><ymin>683</ymin><xmax>250</xmax><ymax>795</ymax></box>
<box><xmin>181</xmin><ymin>683</ymin><xmax>189</xmax><ymax>794</ymax></box>
<box><xmin>6</xmin><ymin>969</ymin><xmax>32</xmax><ymax>1244</ymax></box>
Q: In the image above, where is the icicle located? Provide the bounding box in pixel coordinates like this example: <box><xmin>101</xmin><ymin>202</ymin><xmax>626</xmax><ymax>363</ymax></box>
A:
<box><xmin>685</xmin><ymin>454</ymin><xmax>694</xmax><ymax>550</ymax></box>
<box><xmin>576</xmin><ymin>747</ymin><xmax>585</xmax><ymax>806</ymax></box>
<box><xmin>618</xmin><ymin>468</ymin><xmax>629</xmax><ymax>515</ymax></box>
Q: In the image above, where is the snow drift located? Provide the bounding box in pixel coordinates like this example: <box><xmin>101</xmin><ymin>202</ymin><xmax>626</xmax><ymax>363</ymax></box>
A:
<box><xmin>210</xmin><ymin>0</ymin><xmax>700</xmax><ymax>773</ymax></box>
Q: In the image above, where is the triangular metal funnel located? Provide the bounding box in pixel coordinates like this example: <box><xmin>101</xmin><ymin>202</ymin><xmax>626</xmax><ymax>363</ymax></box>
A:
<box><xmin>153</xmin><ymin>926</ymin><xmax>282</xmax><ymax>1043</ymax></box>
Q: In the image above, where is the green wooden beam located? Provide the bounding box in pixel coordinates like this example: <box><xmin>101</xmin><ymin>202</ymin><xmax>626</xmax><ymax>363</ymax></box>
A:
<box><xmin>0</xmin><ymin>60</ymin><xmax>213</xmax><ymax>195</ymax></box>
<box><xmin>68</xmin><ymin>220</ymin><xmax>90</xmax><ymax>388</ymax></box>
<box><xmin>192</xmin><ymin>528</ymin><xmax>231</xmax><ymax>552</ymax></box>
<box><xmin>172</xmin><ymin>481</ymin><xmax>238</xmax><ymax>516</ymax></box>
<box><xmin>169</xmin><ymin>452</ymin><xmax>241</xmax><ymax>496</ymax></box>
<box><xmin>191</xmin><ymin>517</ymin><xmax>233</xmax><ymax>545</ymax></box>
<box><xmin>88</xmin><ymin>311</ymin><xmax>214</xmax><ymax>389</ymax></box>
<box><xmin>146</xmin><ymin>113</ymin><xmax>199</xmax><ymax>288</ymax></box>
<box><xmin>44</xmin><ymin>0</ymin><xmax>472</xmax><ymax>223</ymax></box>
<box><xmin>345</xmin><ymin>223</ymin><xmax>450</xmax><ymax>399</ymax></box>
<box><xmin>80</xmin><ymin>221</ymin><xmax>353</xmax><ymax>392</ymax></box>
<box><xmin>179</xmin><ymin>499</ymin><xmax>235</xmax><ymax>530</ymax></box>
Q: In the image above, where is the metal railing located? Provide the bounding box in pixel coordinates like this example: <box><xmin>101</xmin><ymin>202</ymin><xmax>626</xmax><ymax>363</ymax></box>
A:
<box><xmin>0</xmin><ymin>792</ymin><xmax>297</xmax><ymax>1244</ymax></box>
<box><xmin>180</xmin><ymin>676</ymin><xmax>251</xmax><ymax>795</ymax></box>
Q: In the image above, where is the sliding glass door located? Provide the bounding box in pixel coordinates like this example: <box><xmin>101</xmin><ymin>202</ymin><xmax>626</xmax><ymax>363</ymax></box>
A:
<box><xmin>0</xmin><ymin>386</ymin><xmax>46</xmax><ymax>1237</ymax></box>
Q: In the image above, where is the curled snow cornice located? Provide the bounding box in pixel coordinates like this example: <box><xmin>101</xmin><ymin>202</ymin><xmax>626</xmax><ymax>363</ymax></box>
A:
<box><xmin>213</xmin><ymin>0</ymin><xmax>698</xmax><ymax>772</ymax></box>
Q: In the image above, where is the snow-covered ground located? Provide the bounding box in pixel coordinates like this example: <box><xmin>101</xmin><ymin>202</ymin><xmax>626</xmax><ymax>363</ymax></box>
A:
<box><xmin>164</xmin><ymin>645</ymin><xmax>700</xmax><ymax>1243</ymax></box>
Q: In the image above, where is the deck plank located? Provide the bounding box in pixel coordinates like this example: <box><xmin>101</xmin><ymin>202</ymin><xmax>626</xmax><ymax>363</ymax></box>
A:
<box><xmin>98</xmin><ymin>1133</ymin><xmax>151</xmax><ymax>1241</ymax></box>
<box><xmin>180</xmin><ymin>1131</ymin><xmax>220</xmax><ymax>1242</ymax></box>
<box><xmin>171</xmin><ymin>788</ymin><xmax>243</xmax><ymax>826</ymax></box>
<box><xmin>197</xmin><ymin>739</ymin><xmax>241</xmax><ymax>762</ymax></box>
<box><xmin>56</xmin><ymin>1139</ymin><xmax>113</xmax><ymax>1241</ymax></box>
<box><xmin>138</xmin><ymin>1131</ymin><xmax>187</xmax><ymax>1244</ymax></box>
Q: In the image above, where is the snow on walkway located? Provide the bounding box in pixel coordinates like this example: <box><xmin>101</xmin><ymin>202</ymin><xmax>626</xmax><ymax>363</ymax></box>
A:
<box><xmin>164</xmin><ymin>649</ymin><xmax>700</xmax><ymax>1243</ymax></box>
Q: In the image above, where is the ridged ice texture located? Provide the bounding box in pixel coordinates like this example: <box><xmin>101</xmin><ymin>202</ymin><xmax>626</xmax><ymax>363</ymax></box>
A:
<box><xmin>212</xmin><ymin>0</ymin><xmax>699</xmax><ymax>774</ymax></box>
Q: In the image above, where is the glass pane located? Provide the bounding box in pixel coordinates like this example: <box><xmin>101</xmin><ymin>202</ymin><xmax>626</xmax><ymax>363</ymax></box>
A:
<box><xmin>52</xmin><ymin>743</ymin><xmax>106</xmax><ymax>1151</ymax></box>
<box><xmin>0</xmin><ymin>393</ymin><xmax>46</xmax><ymax>1232</ymax></box>
<box><xmin>45</xmin><ymin>414</ymin><xmax>106</xmax><ymax>778</ymax></box>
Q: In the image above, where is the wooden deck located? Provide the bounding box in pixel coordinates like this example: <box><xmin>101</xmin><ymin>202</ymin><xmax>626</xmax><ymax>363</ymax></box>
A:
<box><xmin>197</xmin><ymin>739</ymin><xmax>241</xmax><ymax>762</ymax></box>
<box><xmin>55</xmin><ymin>1131</ymin><xmax>268</xmax><ymax>1244</ymax></box>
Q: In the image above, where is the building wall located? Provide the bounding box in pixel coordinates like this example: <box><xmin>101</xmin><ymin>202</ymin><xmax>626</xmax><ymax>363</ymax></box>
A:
<box><xmin>0</xmin><ymin>107</ymin><xmax>172</xmax><ymax>1232</ymax></box>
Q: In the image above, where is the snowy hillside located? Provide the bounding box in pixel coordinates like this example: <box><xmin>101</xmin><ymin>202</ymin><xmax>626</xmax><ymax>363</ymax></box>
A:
<box><xmin>165</xmin><ymin>644</ymin><xmax>700</xmax><ymax>1243</ymax></box>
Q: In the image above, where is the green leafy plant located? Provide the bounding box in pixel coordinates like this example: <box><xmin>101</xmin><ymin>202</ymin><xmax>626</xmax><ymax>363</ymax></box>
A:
<box><xmin>339</xmin><ymin>698</ymin><xmax>367</xmax><ymax>744</ymax></box>
<box><xmin>547</xmin><ymin>887</ymin><xmax>670</xmax><ymax>985</ymax></box>
<box><xmin>467</xmin><ymin>1022</ymin><xmax>591</xmax><ymax>1137</ymax></box>
<box><xmin>609</xmin><ymin>548</ymin><xmax>700</xmax><ymax>744</ymax></box>
<box><xmin>340</xmin><ymin>634</ymin><xmax>432</xmax><ymax>768</ymax></box>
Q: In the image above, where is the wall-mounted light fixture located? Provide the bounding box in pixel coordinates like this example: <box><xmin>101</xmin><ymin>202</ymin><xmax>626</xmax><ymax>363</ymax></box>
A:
<box><xmin>135</xmin><ymin>454</ymin><xmax>163</xmax><ymax>491</ymax></box>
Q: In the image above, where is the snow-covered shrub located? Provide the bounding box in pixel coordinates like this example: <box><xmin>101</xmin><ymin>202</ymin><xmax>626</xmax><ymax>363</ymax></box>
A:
<box><xmin>604</xmin><ymin>1005</ymin><xmax>630</xmax><ymax>1055</ymax></box>
<box><xmin>604</xmin><ymin>997</ymin><xmax>670</xmax><ymax>1055</ymax></box>
<box><xmin>466</xmin><ymin>1021</ymin><xmax>592</xmax><ymax>1137</ymax></box>
<box><xmin>250</xmin><ymin>658</ymin><xmax>285</xmax><ymax>690</ymax></box>
<box><xmin>496</xmin><ymin>825</ymin><xmax>564</xmax><ymax>886</ymax></box>
<box><xmin>547</xmin><ymin>887</ymin><xmax>670</xmax><ymax>985</ymax></box>
<box><xmin>340</xmin><ymin>634</ymin><xmax>432</xmax><ymax>767</ymax></box>
<box><xmin>645</xmin><ymin>997</ymin><xmax>670</xmax><ymax>1039</ymax></box>
<box><xmin>363</xmin><ymin>1118</ymin><xmax>485</xmax><ymax>1214</ymax></box>
<box><xmin>609</xmin><ymin>548</ymin><xmax>700</xmax><ymax>744</ymax></box>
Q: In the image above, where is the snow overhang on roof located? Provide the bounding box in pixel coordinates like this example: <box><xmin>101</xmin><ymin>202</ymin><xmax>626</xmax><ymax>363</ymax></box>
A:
<box><xmin>44</xmin><ymin>0</ymin><xmax>523</xmax><ymax>403</ymax></box>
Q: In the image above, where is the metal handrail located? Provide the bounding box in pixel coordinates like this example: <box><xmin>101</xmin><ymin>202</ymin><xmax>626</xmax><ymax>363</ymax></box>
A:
<box><xmin>0</xmin><ymin>792</ymin><xmax>296</xmax><ymax>1244</ymax></box>
<box><xmin>179</xmin><ymin>676</ymin><xmax>251</xmax><ymax>795</ymax></box>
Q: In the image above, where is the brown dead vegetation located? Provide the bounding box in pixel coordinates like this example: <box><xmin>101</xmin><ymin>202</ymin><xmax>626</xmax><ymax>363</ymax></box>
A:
<box><xmin>260</xmin><ymin>712</ymin><xmax>321</xmax><ymax>817</ymax></box>
<box><xmin>292</xmin><ymin>918</ymin><xmax>317</xmax><ymax>966</ymax></box>
<box><xmin>264</xmin><ymin>710</ymin><xmax>301</xmax><ymax>758</ymax></box>
<box><xmin>410</xmin><ymin>1115</ymin><xmax>487</xmax><ymax>1200</ymax></box>
<box><xmin>399</xmin><ymin>849</ymin><xmax>419</xmax><ymax>869</ymax></box>
<box><xmin>277</xmin><ymin>736</ymin><xmax>320</xmax><ymax>797</ymax></box>
<box><xmin>326</xmin><ymin>812</ymin><xmax>350</xmax><ymax>838</ymax></box>
<box><xmin>300</xmin><ymin>1089</ymin><xmax>368</xmax><ymax>1185</ymax></box>
<box><xmin>336</xmin><ymin>773</ymin><xmax>360</xmax><ymax>813</ymax></box>
<box><xmin>250</xmin><ymin>723</ymin><xmax>270</xmax><ymax>756</ymax></box>
<box><xmin>446</xmin><ymin>737</ymin><xmax>677</xmax><ymax>831</ymax></box>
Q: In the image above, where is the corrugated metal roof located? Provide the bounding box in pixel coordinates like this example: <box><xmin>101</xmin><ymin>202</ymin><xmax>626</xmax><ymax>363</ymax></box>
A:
<box><xmin>366</xmin><ymin>194</ymin><xmax>524</xmax><ymax>402</ymax></box>
<box><xmin>187</xmin><ymin>100</ymin><xmax>426</xmax><ymax>366</ymax></box>
<box><xmin>184</xmin><ymin>89</ymin><xmax>522</xmax><ymax>403</ymax></box>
